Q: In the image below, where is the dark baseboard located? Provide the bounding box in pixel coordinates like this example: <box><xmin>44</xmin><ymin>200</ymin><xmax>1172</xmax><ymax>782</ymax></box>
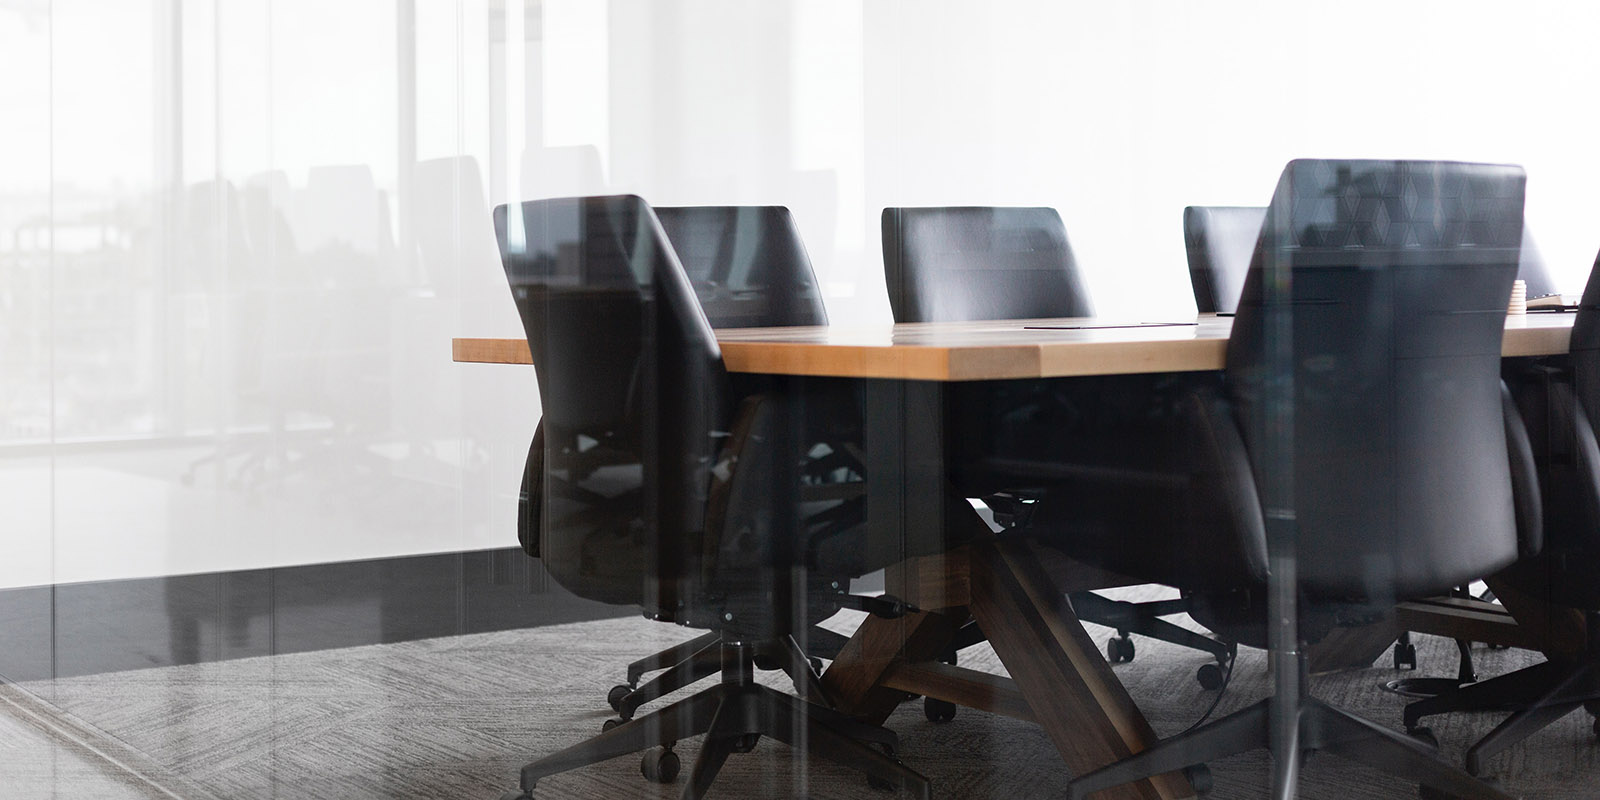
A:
<box><xmin>0</xmin><ymin>548</ymin><xmax>630</xmax><ymax>683</ymax></box>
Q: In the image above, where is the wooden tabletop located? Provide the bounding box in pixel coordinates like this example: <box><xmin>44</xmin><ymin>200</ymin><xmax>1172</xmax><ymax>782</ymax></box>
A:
<box><xmin>453</xmin><ymin>312</ymin><xmax>1576</xmax><ymax>381</ymax></box>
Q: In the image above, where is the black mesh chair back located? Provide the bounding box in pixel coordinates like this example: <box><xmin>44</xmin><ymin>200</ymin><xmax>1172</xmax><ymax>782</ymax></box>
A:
<box><xmin>1227</xmin><ymin>159</ymin><xmax>1525</xmax><ymax>600</ymax></box>
<box><xmin>1183</xmin><ymin>205</ymin><xmax>1266</xmax><ymax>314</ymax></box>
<box><xmin>656</xmin><ymin>205</ymin><xmax>828</xmax><ymax>328</ymax></box>
<box><xmin>882</xmin><ymin>206</ymin><xmax>1092</xmax><ymax>322</ymax></box>
<box><xmin>496</xmin><ymin>195</ymin><xmax>726</xmax><ymax>613</ymax></box>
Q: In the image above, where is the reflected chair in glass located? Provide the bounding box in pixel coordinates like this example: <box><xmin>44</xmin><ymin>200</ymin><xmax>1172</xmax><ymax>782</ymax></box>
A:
<box><xmin>882</xmin><ymin>205</ymin><xmax>1236</xmax><ymax>706</ymax></box>
<box><xmin>580</xmin><ymin>204</ymin><xmax>858</xmax><ymax>723</ymax></box>
<box><xmin>1403</xmin><ymin>246</ymin><xmax>1600</xmax><ymax>775</ymax></box>
<box><xmin>1183</xmin><ymin>205</ymin><xmax>1267</xmax><ymax>315</ymax></box>
<box><xmin>1184</xmin><ymin>203</ymin><xmax>1530</xmax><ymax>692</ymax></box>
<box><xmin>495</xmin><ymin>195</ymin><xmax>929</xmax><ymax>800</ymax></box>
<box><xmin>1389</xmin><ymin>226</ymin><xmax>1559</xmax><ymax>692</ymax></box>
<box><xmin>1060</xmin><ymin>159</ymin><xmax>1530</xmax><ymax>800</ymax></box>
<box><xmin>1185</xmin><ymin>205</ymin><xmax>1559</xmax><ymax>316</ymax></box>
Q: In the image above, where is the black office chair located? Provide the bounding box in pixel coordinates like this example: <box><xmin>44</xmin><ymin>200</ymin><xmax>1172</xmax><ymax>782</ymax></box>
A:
<box><xmin>1183</xmin><ymin>205</ymin><xmax>1267</xmax><ymax>314</ymax></box>
<box><xmin>657</xmin><ymin>205</ymin><xmax>830</xmax><ymax>329</ymax></box>
<box><xmin>1390</xmin><ymin>225</ymin><xmax>1563</xmax><ymax>693</ymax></box>
<box><xmin>883</xmin><ymin>206</ymin><xmax>1093</xmax><ymax>323</ymax></box>
<box><xmin>1184</xmin><ymin>203</ymin><xmax>1536</xmax><ymax>691</ymax></box>
<box><xmin>579</xmin><ymin>205</ymin><xmax>856</xmax><ymax>722</ymax></box>
<box><xmin>496</xmin><ymin>195</ymin><xmax>930</xmax><ymax>800</ymax></box>
<box><xmin>1402</xmin><ymin>247</ymin><xmax>1600</xmax><ymax>775</ymax></box>
<box><xmin>882</xmin><ymin>206</ymin><xmax>1235</xmax><ymax>701</ymax></box>
<box><xmin>1058</xmin><ymin>159</ymin><xmax>1529</xmax><ymax>800</ymax></box>
<box><xmin>1517</xmin><ymin>229</ymin><xmax>1560</xmax><ymax>300</ymax></box>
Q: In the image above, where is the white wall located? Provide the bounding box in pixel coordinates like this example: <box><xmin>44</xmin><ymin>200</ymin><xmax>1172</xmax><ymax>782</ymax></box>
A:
<box><xmin>4</xmin><ymin>0</ymin><xmax>1599</xmax><ymax>588</ymax></box>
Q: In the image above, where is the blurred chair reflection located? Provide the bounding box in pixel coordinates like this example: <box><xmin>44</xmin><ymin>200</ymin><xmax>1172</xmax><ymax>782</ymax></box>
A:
<box><xmin>494</xmin><ymin>194</ymin><xmax>930</xmax><ymax>800</ymax></box>
<box><xmin>1185</xmin><ymin>205</ymin><xmax>1560</xmax><ymax>316</ymax></box>
<box><xmin>518</xmin><ymin>204</ymin><xmax>860</xmax><ymax>723</ymax></box>
<box><xmin>1404</xmin><ymin>246</ymin><xmax>1600</xmax><ymax>775</ymax></box>
<box><xmin>1062</xmin><ymin>159</ymin><xmax>1530</xmax><ymax>800</ymax></box>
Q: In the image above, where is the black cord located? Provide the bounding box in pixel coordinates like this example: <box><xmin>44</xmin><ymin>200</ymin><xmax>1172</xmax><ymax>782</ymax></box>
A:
<box><xmin>1178</xmin><ymin>646</ymin><xmax>1237</xmax><ymax>736</ymax></box>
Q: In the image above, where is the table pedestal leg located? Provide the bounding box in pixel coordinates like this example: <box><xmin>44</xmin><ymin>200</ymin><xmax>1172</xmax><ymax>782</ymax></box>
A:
<box><xmin>969</xmin><ymin>536</ymin><xmax>1195</xmax><ymax>800</ymax></box>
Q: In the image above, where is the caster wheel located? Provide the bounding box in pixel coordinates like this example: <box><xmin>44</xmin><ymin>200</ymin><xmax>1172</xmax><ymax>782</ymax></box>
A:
<box><xmin>810</xmin><ymin>656</ymin><xmax>825</xmax><ymax>674</ymax></box>
<box><xmin>499</xmin><ymin>792</ymin><xmax>532</xmax><ymax>800</ymax></box>
<box><xmin>1408</xmin><ymin>727</ymin><xmax>1439</xmax><ymax>750</ymax></box>
<box><xmin>1196</xmin><ymin>663</ymin><xmax>1225</xmax><ymax>691</ymax></box>
<box><xmin>601</xmin><ymin>717</ymin><xmax>622</xmax><ymax>732</ymax></box>
<box><xmin>1183</xmin><ymin>764</ymin><xmax>1213</xmax><ymax>795</ymax></box>
<box><xmin>607</xmin><ymin>684</ymin><xmax>631</xmax><ymax>713</ymax></box>
<box><xmin>1393</xmin><ymin>641</ymin><xmax>1418</xmax><ymax>671</ymax></box>
<box><xmin>754</xmin><ymin>654</ymin><xmax>780</xmax><ymax>671</ymax></box>
<box><xmin>641</xmin><ymin>748</ymin><xmax>681</xmax><ymax>783</ymax></box>
<box><xmin>924</xmin><ymin>697</ymin><xmax>957</xmax><ymax>723</ymax></box>
<box><xmin>731</xmin><ymin>733</ymin><xmax>761</xmax><ymax>753</ymax></box>
<box><xmin>1106</xmin><ymin>635</ymin><xmax>1135</xmax><ymax>664</ymax></box>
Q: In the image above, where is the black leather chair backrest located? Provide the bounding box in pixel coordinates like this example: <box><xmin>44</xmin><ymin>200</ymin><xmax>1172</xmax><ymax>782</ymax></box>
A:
<box><xmin>882</xmin><ymin>206</ymin><xmax>1092</xmax><ymax>322</ymax></box>
<box><xmin>1227</xmin><ymin>160</ymin><xmax>1525</xmax><ymax>600</ymax></box>
<box><xmin>1517</xmin><ymin>229</ymin><xmax>1559</xmax><ymax>299</ymax></box>
<box><xmin>512</xmin><ymin>205</ymin><xmax>836</xmax><ymax>570</ymax></box>
<box><xmin>1184</xmin><ymin>206</ymin><xmax>1266</xmax><ymax>314</ymax></box>
<box><xmin>656</xmin><ymin>205</ymin><xmax>828</xmax><ymax>328</ymax></box>
<box><xmin>496</xmin><ymin>195</ymin><xmax>727</xmax><ymax>612</ymax></box>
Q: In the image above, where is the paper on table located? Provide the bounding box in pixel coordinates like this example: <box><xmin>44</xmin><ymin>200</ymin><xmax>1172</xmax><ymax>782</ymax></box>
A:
<box><xmin>1022</xmin><ymin>322</ymin><xmax>1200</xmax><ymax>331</ymax></box>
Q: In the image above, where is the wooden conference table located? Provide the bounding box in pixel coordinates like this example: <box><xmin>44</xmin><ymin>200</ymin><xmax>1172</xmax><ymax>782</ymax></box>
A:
<box><xmin>454</xmin><ymin>312</ymin><xmax>1577</xmax><ymax>800</ymax></box>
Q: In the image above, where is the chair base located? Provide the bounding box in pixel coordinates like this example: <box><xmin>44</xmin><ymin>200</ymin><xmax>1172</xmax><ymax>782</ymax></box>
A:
<box><xmin>507</xmin><ymin>641</ymin><xmax>928</xmax><ymax>800</ymax></box>
<box><xmin>1067</xmin><ymin>670</ymin><xmax>1512</xmax><ymax>800</ymax></box>
<box><xmin>626</xmin><ymin>631</ymin><xmax>723</xmax><ymax>686</ymax></box>
<box><xmin>1069</xmin><ymin>590</ymin><xmax>1235</xmax><ymax>668</ymax></box>
<box><xmin>613</xmin><ymin>626</ymin><xmax>851</xmax><ymax>719</ymax></box>
<box><xmin>1405</xmin><ymin>646</ymin><xmax>1600</xmax><ymax>775</ymax></box>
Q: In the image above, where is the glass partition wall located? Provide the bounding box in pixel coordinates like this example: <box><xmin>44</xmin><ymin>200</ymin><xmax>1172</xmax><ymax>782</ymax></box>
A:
<box><xmin>4</xmin><ymin>2</ymin><xmax>1600</xmax><ymax>799</ymax></box>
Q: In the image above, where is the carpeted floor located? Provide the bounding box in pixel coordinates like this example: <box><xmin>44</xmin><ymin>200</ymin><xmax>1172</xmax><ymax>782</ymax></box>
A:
<box><xmin>7</xmin><ymin>590</ymin><xmax>1599</xmax><ymax>799</ymax></box>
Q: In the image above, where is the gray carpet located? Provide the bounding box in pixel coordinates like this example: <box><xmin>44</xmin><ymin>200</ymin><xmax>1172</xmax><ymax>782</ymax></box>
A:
<box><xmin>0</xmin><ymin>697</ymin><xmax>175</xmax><ymax>800</ymax></box>
<box><xmin>7</xmin><ymin>593</ymin><xmax>1599</xmax><ymax>799</ymax></box>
